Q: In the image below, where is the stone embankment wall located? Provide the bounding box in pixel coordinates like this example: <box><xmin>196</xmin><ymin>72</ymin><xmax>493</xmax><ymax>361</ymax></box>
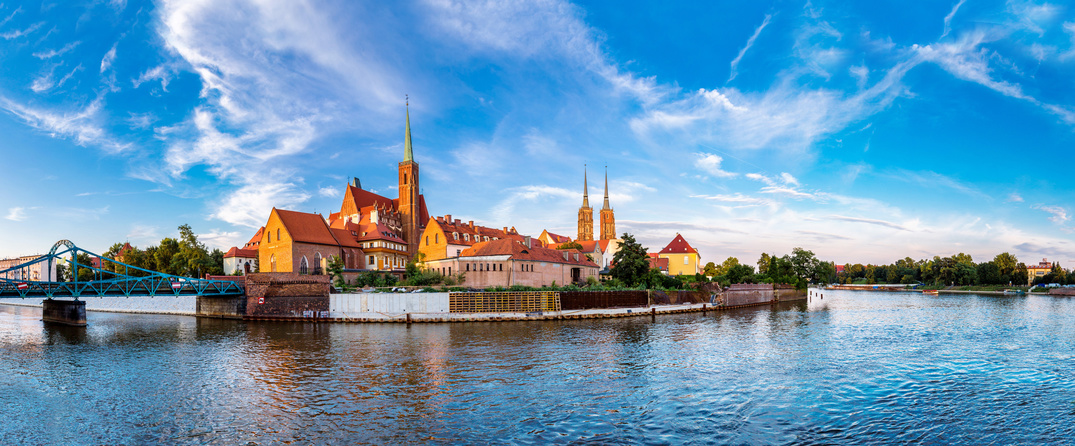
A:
<box><xmin>723</xmin><ymin>284</ymin><xmax>775</xmax><ymax>307</ymax></box>
<box><xmin>0</xmin><ymin>296</ymin><xmax>197</xmax><ymax>315</ymax></box>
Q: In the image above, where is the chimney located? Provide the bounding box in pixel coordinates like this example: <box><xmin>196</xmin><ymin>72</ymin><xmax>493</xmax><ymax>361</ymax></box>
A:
<box><xmin>469</xmin><ymin>220</ymin><xmax>474</xmax><ymax>228</ymax></box>
<box><xmin>524</xmin><ymin>236</ymin><xmax>532</xmax><ymax>249</ymax></box>
<box><xmin>455</xmin><ymin>219</ymin><xmax>461</xmax><ymax>225</ymax></box>
<box><xmin>445</xmin><ymin>214</ymin><xmax>451</xmax><ymax>222</ymax></box>
<box><xmin>503</xmin><ymin>227</ymin><xmax>508</xmax><ymax>234</ymax></box>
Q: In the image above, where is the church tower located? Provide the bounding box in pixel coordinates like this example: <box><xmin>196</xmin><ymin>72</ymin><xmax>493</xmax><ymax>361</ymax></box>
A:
<box><xmin>399</xmin><ymin>98</ymin><xmax>421</xmax><ymax>257</ymax></box>
<box><xmin>599</xmin><ymin>167</ymin><xmax>616</xmax><ymax>241</ymax></box>
<box><xmin>577</xmin><ymin>166</ymin><xmax>594</xmax><ymax>241</ymax></box>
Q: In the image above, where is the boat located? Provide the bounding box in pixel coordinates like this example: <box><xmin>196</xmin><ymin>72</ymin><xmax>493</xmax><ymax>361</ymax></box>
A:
<box><xmin>1003</xmin><ymin>289</ymin><xmax>1026</xmax><ymax>295</ymax></box>
<box><xmin>922</xmin><ymin>289</ymin><xmax>939</xmax><ymax>295</ymax></box>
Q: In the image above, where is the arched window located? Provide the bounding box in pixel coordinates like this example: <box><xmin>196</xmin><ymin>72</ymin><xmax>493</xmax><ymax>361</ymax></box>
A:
<box><xmin>270</xmin><ymin>254</ymin><xmax>277</xmax><ymax>272</ymax></box>
<box><xmin>426</xmin><ymin>236</ymin><xmax>429</xmax><ymax>246</ymax></box>
<box><xmin>299</xmin><ymin>256</ymin><xmax>309</xmax><ymax>275</ymax></box>
<box><xmin>277</xmin><ymin>229</ymin><xmax>281</xmax><ymax>241</ymax></box>
<box><xmin>435</xmin><ymin>233</ymin><xmax>439</xmax><ymax>243</ymax></box>
<box><xmin>314</xmin><ymin>253</ymin><xmax>322</xmax><ymax>274</ymax></box>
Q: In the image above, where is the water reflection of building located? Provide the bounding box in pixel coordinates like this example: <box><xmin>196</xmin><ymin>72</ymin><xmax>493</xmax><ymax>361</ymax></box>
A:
<box><xmin>0</xmin><ymin>255</ymin><xmax>57</xmax><ymax>281</ymax></box>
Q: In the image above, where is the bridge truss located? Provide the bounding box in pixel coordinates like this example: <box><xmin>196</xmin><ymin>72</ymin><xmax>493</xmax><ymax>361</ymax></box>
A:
<box><xmin>0</xmin><ymin>240</ymin><xmax>244</xmax><ymax>299</ymax></box>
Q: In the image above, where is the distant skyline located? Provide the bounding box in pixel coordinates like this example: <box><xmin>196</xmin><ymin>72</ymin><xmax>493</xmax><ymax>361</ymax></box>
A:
<box><xmin>1</xmin><ymin>0</ymin><xmax>1074</xmax><ymax>267</ymax></box>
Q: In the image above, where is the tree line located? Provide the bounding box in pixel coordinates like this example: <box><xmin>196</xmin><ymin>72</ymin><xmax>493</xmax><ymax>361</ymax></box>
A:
<box><xmin>835</xmin><ymin>252</ymin><xmax>1069</xmax><ymax>286</ymax></box>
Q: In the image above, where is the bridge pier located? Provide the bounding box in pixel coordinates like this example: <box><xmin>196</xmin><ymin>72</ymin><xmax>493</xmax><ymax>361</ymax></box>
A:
<box><xmin>196</xmin><ymin>295</ymin><xmax>246</xmax><ymax>319</ymax></box>
<box><xmin>42</xmin><ymin>299</ymin><xmax>87</xmax><ymax>326</ymax></box>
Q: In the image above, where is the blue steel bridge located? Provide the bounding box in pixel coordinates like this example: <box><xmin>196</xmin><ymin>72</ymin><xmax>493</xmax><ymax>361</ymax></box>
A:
<box><xmin>0</xmin><ymin>240</ymin><xmax>244</xmax><ymax>299</ymax></box>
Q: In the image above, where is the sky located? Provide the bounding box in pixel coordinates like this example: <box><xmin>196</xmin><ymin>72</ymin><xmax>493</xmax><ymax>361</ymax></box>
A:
<box><xmin>1</xmin><ymin>0</ymin><xmax>1074</xmax><ymax>268</ymax></box>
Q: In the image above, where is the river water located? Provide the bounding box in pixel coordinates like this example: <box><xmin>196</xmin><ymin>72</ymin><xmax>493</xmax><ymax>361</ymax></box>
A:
<box><xmin>1</xmin><ymin>290</ymin><xmax>1073</xmax><ymax>445</ymax></box>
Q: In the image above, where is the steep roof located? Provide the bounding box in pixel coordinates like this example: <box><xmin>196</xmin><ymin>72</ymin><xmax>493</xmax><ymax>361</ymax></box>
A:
<box><xmin>244</xmin><ymin>227</ymin><xmax>265</xmax><ymax>248</ymax></box>
<box><xmin>461</xmin><ymin>239</ymin><xmax>598</xmax><ymax>267</ymax></box>
<box><xmin>548</xmin><ymin>240</ymin><xmax>600</xmax><ymax>253</ymax></box>
<box><xmin>658</xmin><ymin>233</ymin><xmax>698</xmax><ymax>255</ymax></box>
<box><xmin>429</xmin><ymin>216</ymin><xmax>524</xmax><ymax>246</ymax></box>
<box><xmin>273</xmin><ymin>209</ymin><xmax>339</xmax><ymax>246</ymax></box>
<box><xmin>224</xmin><ymin>247</ymin><xmax>258</xmax><ymax>259</ymax></box>
<box><xmin>540</xmin><ymin>230</ymin><xmax>572</xmax><ymax>244</ymax></box>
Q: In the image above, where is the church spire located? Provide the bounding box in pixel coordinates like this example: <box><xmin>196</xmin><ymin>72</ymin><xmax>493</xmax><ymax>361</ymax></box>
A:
<box><xmin>602</xmin><ymin>166</ymin><xmax>610</xmax><ymax>210</ymax></box>
<box><xmin>582</xmin><ymin>165</ymin><xmax>589</xmax><ymax>208</ymax></box>
<box><xmin>404</xmin><ymin>95</ymin><xmax>413</xmax><ymax>162</ymax></box>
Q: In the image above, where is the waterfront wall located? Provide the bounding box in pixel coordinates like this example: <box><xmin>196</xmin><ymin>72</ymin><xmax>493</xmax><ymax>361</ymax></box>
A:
<box><xmin>244</xmin><ymin>273</ymin><xmax>331</xmax><ymax>319</ymax></box>
<box><xmin>0</xmin><ymin>295</ymin><xmax>197</xmax><ymax>315</ymax></box>
<box><xmin>330</xmin><ymin>293</ymin><xmax>450</xmax><ymax>318</ymax></box>
<box><xmin>559</xmin><ymin>290</ymin><xmax>648</xmax><ymax>310</ymax></box>
<box><xmin>723</xmin><ymin>284</ymin><xmax>774</xmax><ymax>307</ymax></box>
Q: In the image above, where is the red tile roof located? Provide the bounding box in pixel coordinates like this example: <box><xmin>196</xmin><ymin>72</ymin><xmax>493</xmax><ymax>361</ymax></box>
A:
<box><xmin>430</xmin><ymin>216</ymin><xmax>524</xmax><ymax>247</ymax></box>
<box><xmin>244</xmin><ymin>227</ymin><xmax>265</xmax><ymax>248</ymax></box>
<box><xmin>658</xmin><ymin>233</ymin><xmax>698</xmax><ymax>255</ymax></box>
<box><xmin>224</xmin><ymin>247</ymin><xmax>258</xmax><ymax>259</ymax></box>
<box><xmin>543</xmin><ymin>231</ymin><xmax>572</xmax><ymax>244</ymax></box>
<box><xmin>461</xmin><ymin>239</ymin><xmax>599</xmax><ymax>267</ymax></box>
<box><xmin>548</xmin><ymin>240</ymin><xmax>600</xmax><ymax>253</ymax></box>
<box><xmin>274</xmin><ymin>209</ymin><xmax>339</xmax><ymax>246</ymax></box>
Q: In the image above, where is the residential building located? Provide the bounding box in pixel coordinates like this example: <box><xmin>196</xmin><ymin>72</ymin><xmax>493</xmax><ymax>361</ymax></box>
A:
<box><xmin>548</xmin><ymin>240</ymin><xmax>604</xmax><ymax>270</ymax></box>
<box><xmin>418</xmin><ymin>215</ymin><xmax>526</xmax><ymax>261</ymax></box>
<box><xmin>1027</xmin><ymin>258</ymin><xmax>1054</xmax><ymax>284</ymax></box>
<box><xmin>423</xmin><ymin>238</ymin><xmax>599</xmax><ymax>288</ymax></box>
<box><xmin>0</xmin><ymin>255</ymin><xmax>58</xmax><ymax>281</ymax></box>
<box><xmin>656</xmin><ymin>233</ymin><xmax>701</xmax><ymax>276</ymax></box>
<box><xmin>647</xmin><ymin>253</ymin><xmax>670</xmax><ymax>274</ymax></box>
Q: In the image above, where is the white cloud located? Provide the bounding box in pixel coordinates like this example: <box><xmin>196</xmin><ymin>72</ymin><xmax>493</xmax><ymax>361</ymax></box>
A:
<box><xmin>424</xmin><ymin>0</ymin><xmax>670</xmax><ymax>105</ymax></box>
<box><xmin>0</xmin><ymin>7</ymin><xmax>22</xmax><ymax>28</ymax></box>
<box><xmin>100</xmin><ymin>43</ymin><xmax>117</xmax><ymax>73</ymax></box>
<box><xmin>1007</xmin><ymin>192</ymin><xmax>1024</xmax><ymax>202</ymax></box>
<box><xmin>0</xmin><ymin>96</ymin><xmax>130</xmax><ymax>153</ymax></box>
<box><xmin>132</xmin><ymin>64</ymin><xmax>172</xmax><ymax>91</ymax></box>
<box><xmin>318</xmin><ymin>186</ymin><xmax>337</xmax><ymax>198</ymax></box>
<box><xmin>33</xmin><ymin>41</ymin><xmax>81</xmax><ymax>59</ymax></box>
<box><xmin>780</xmin><ymin>172</ymin><xmax>800</xmax><ymax>186</ymax></box>
<box><xmin>0</xmin><ymin>21</ymin><xmax>42</xmax><ymax>39</ymax></box>
<box><xmin>197</xmin><ymin>229</ymin><xmax>244</xmax><ymax>250</ymax></box>
<box><xmin>5</xmin><ymin>207</ymin><xmax>29</xmax><ymax>221</ymax></box>
<box><xmin>695</xmin><ymin>152</ymin><xmax>737</xmax><ymax>178</ymax></box>
<box><xmin>941</xmin><ymin>0</ymin><xmax>967</xmax><ymax>38</ymax></box>
<box><xmin>126</xmin><ymin>224</ymin><xmax>160</xmax><ymax>241</ymax></box>
<box><xmin>728</xmin><ymin>14</ymin><xmax>771</xmax><ymax>83</ymax></box>
<box><xmin>213</xmin><ymin>182</ymin><xmax>310</xmax><ymax>229</ymax></box>
<box><xmin>1034</xmin><ymin>204</ymin><xmax>1070</xmax><ymax>224</ymax></box>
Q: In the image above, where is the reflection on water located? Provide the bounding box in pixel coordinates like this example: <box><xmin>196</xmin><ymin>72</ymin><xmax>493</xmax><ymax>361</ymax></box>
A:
<box><xmin>1</xmin><ymin>292</ymin><xmax>1074</xmax><ymax>444</ymax></box>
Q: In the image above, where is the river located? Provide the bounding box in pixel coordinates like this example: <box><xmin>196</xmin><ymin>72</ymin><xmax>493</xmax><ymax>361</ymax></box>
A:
<box><xmin>1</xmin><ymin>290</ymin><xmax>1073</xmax><ymax>444</ymax></box>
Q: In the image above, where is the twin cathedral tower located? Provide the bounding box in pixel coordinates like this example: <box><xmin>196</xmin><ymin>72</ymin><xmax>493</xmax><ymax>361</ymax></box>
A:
<box><xmin>577</xmin><ymin>166</ymin><xmax>616</xmax><ymax>242</ymax></box>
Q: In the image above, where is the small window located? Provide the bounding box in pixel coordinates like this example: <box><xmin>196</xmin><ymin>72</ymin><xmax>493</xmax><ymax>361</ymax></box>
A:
<box><xmin>277</xmin><ymin>229</ymin><xmax>281</xmax><ymax>240</ymax></box>
<box><xmin>466</xmin><ymin>264</ymin><xmax>470</xmax><ymax>271</ymax></box>
<box><xmin>684</xmin><ymin>257</ymin><xmax>689</xmax><ymax>265</ymax></box>
<box><xmin>435</xmin><ymin>234</ymin><xmax>439</xmax><ymax>244</ymax></box>
<box><xmin>426</xmin><ymin>236</ymin><xmax>429</xmax><ymax>246</ymax></box>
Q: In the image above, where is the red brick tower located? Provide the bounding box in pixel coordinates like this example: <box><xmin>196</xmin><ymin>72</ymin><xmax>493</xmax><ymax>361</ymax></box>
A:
<box><xmin>399</xmin><ymin>99</ymin><xmax>420</xmax><ymax>258</ymax></box>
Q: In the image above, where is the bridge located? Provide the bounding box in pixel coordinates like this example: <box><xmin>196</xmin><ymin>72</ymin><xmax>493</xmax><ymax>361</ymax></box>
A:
<box><xmin>0</xmin><ymin>240</ymin><xmax>245</xmax><ymax>325</ymax></box>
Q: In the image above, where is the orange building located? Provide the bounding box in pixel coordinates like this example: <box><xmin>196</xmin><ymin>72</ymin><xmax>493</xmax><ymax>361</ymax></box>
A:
<box><xmin>538</xmin><ymin>230</ymin><xmax>571</xmax><ymax>246</ymax></box>
<box><xmin>577</xmin><ymin>167</ymin><xmax>594</xmax><ymax>241</ymax></box>
<box><xmin>423</xmin><ymin>238</ymin><xmax>600</xmax><ymax>288</ymax></box>
<box><xmin>418</xmin><ymin>214</ymin><xmax>526</xmax><ymax>261</ymax></box>
<box><xmin>258</xmin><ymin>208</ymin><xmax>365</xmax><ymax>274</ymax></box>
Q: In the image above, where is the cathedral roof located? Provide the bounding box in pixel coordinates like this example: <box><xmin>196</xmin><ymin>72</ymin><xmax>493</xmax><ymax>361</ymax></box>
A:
<box><xmin>658</xmin><ymin>233</ymin><xmax>699</xmax><ymax>255</ymax></box>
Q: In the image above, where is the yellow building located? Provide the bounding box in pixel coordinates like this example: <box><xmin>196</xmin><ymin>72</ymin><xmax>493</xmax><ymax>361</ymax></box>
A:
<box><xmin>1027</xmin><ymin>258</ymin><xmax>1054</xmax><ymax>285</ymax></box>
<box><xmin>656</xmin><ymin>233</ymin><xmax>700</xmax><ymax>276</ymax></box>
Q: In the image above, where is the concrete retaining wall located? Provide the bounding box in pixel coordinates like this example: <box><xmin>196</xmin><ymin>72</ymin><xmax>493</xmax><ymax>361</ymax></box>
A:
<box><xmin>723</xmin><ymin>284</ymin><xmax>775</xmax><ymax>307</ymax></box>
<box><xmin>330</xmin><ymin>293</ymin><xmax>450</xmax><ymax>319</ymax></box>
<box><xmin>0</xmin><ymin>295</ymin><xmax>197</xmax><ymax>315</ymax></box>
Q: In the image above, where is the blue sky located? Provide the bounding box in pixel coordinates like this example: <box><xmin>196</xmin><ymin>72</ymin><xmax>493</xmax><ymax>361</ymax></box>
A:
<box><xmin>1</xmin><ymin>0</ymin><xmax>1074</xmax><ymax>267</ymax></box>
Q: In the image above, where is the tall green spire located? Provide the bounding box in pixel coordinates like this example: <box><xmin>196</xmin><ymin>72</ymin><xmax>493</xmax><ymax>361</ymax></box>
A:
<box><xmin>404</xmin><ymin>96</ymin><xmax>413</xmax><ymax>162</ymax></box>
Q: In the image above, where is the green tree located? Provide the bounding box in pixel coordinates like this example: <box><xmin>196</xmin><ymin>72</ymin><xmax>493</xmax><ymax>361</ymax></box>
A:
<box><xmin>327</xmin><ymin>255</ymin><xmax>345</xmax><ymax>288</ymax></box>
<box><xmin>717</xmin><ymin>257</ymin><xmax>740</xmax><ymax>276</ymax></box>
<box><xmin>1013</xmin><ymin>263</ymin><xmax>1029</xmax><ymax>285</ymax></box>
<box><xmin>703</xmin><ymin>261</ymin><xmax>719</xmax><ymax>277</ymax></box>
<box><xmin>555</xmin><ymin>241</ymin><xmax>584</xmax><ymax>251</ymax></box>
<box><xmin>993</xmin><ymin>252</ymin><xmax>1018</xmax><ymax>277</ymax></box>
<box><xmin>757</xmin><ymin>253</ymin><xmax>771</xmax><ymax>274</ymax></box>
<box><xmin>725</xmin><ymin>263</ymin><xmax>755</xmax><ymax>284</ymax></box>
<box><xmin>155</xmin><ymin>238</ymin><xmax>180</xmax><ymax>275</ymax></box>
<box><xmin>610</xmin><ymin>233</ymin><xmax>650</xmax><ymax>287</ymax></box>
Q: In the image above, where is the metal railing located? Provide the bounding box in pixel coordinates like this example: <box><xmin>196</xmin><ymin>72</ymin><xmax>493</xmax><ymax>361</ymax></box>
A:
<box><xmin>448</xmin><ymin>291</ymin><xmax>560</xmax><ymax>313</ymax></box>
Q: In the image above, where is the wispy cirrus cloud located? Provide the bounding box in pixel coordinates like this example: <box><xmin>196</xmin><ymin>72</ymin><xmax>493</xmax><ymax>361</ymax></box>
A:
<box><xmin>1034</xmin><ymin>204</ymin><xmax>1070</xmax><ymax>224</ymax></box>
<box><xmin>33</xmin><ymin>41</ymin><xmax>81</xmax><ymax>59</ymax></box>
<box><xmin>5</xmin><ymin>207</ymin><xmax>31</xmax><ymax>221</ymax></box>
<box><xmin>0</xmin><ymin>21</ymin><xmax>42</xmax><ymax>39</ymax></box>
<box><xmin>0</xmin><ymin>96</ymin><xmax>130</xmax><ymax>153</ymax></box>
<box><xmin>728</xmin><ymin>14</ymin><xmax>772</xmax><ymax>83</ymax></box>
<box><xmin>941</xmin><ymin>0</ymin><xmax>967</xmax><ymax>38</ymax></box>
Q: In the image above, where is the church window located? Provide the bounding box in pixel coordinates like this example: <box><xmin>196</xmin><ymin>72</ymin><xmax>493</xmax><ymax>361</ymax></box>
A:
<box><xmin>299</xmin><ymin>256</ymin><xmax>309</xmax><ymax>275</ymax></box>
<box><xmin>270</xmin><ymin>254</ymin><xmax>277</xmax><ymax>272</ymax></box>
<box><xmin>426</xmin><ymin>236</ymin><xmax>429</xmax><ymax>246</ymax></box>
<box><xmin>277</xmin><ymin>229</ymin><xmax>281</xmax><ymax>240</ymax></box>
<box><xmin>435</xmin><ymin>234</ymin><xmax>439</xmax><ymax>244</ymax></box>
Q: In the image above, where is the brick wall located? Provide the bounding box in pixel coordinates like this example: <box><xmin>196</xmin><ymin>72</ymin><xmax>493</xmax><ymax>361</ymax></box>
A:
<box><xmin>245</xmin><ymin>273</ymin><xmax>331</xmax><ymax>318</ymax></box>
